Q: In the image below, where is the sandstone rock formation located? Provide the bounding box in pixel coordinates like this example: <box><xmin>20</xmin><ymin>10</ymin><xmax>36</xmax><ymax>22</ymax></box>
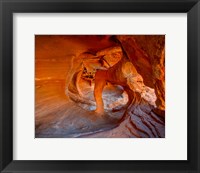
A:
<box><xmin>35</xmin><ymin>35</ymin><xmax>165</xmax><ymax>138</ymax></box>
<box><xmin>117</xmin><ymin>36</ymin><xmax>165</xmax><ymax>117</ymax></box>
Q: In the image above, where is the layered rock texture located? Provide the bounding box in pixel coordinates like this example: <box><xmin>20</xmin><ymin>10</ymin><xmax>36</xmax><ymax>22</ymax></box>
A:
<box><xmin>117</xmin><ymin>36</ymin><xmax>165</xmax><ymax>116</ymax></box>
<box><xmin>35</xmin><ymin>35</ymin><xmax>165</xmax><ymax>138</ymax></box>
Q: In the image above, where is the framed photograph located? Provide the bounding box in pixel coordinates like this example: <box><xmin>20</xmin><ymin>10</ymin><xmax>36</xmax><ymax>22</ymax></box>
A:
<box><xmin>0</xmin><ymin>0</ymin><xmax>199</xmax><ymax>172</ymax></box>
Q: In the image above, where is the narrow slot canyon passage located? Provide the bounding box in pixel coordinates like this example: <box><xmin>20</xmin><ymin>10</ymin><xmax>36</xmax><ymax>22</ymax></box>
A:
<box><xmin>35</xmin><ymin>35</ymin><xmax>165</xmax><ymax>138</ymax></box>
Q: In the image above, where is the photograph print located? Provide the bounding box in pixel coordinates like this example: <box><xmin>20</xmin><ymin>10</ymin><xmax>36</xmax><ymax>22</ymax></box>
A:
<box><xmin>35</xmin><ymin>35</ymin><xmax>165</xmax><ymax>138</ymax></box>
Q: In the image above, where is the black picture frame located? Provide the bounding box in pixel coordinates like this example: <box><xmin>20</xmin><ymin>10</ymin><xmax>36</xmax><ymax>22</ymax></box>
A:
<box><xmin>0</xmin><ymin>0</ymin><xmax>200</xmax><ymax>173</ymax></box>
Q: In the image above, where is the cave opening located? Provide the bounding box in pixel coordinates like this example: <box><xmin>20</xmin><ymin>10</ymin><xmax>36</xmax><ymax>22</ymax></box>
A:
<box><xmin>66</xmin><ymin>46</ymin><xmax>157</xmax><ymax>115</ymax></box>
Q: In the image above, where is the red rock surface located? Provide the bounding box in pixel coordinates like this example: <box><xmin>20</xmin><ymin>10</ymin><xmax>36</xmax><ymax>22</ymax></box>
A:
<box><xmin>35</xmin><ymin>35</ymin><xmax>165</xmax><ymax>138</ymax></box>
<box><xmin>117</xmin><ymin>35</ymin><xmax>165</xmax><ymax>116</ymax></box>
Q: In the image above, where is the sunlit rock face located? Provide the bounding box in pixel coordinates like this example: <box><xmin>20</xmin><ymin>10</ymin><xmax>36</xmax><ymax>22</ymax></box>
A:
<box><xmin>35</xmin><ymin>35</ymin><xmax>165</xmax><ymax>138</ymax></box>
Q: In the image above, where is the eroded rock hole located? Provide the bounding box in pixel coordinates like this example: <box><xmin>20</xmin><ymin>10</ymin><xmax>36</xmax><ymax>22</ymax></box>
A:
<box><xmin>66</xmin><ymin>46</ymin><xmax>157</xmax><ymax>114</ymax></box>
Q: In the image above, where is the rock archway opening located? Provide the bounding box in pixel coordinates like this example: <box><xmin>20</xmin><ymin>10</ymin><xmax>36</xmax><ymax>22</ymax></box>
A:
<box><xmin>66</xmin><ymin>46</ymin><xmax>157</xmax><ymax>117</ymax></box>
